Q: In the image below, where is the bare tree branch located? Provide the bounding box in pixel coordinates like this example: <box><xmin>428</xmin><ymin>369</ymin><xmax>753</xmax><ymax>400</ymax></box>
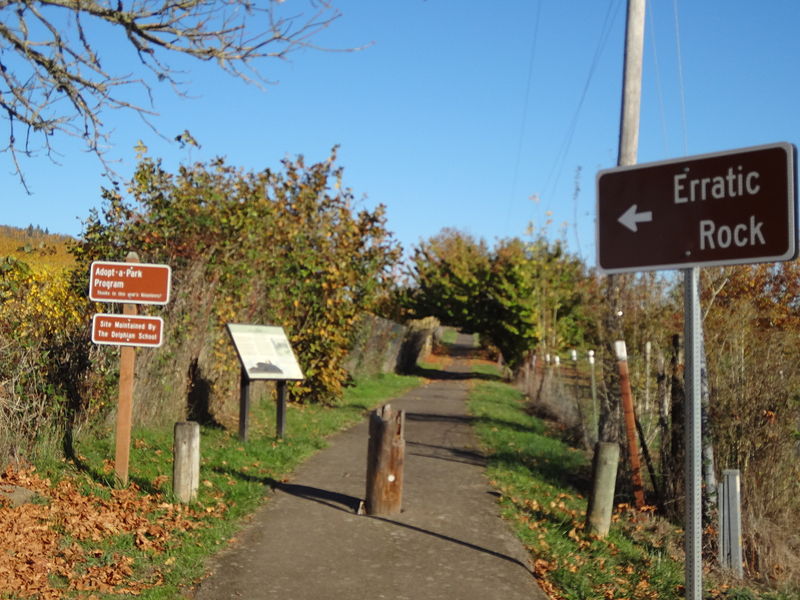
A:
<box><xmin>0</xmin><ymin>0</ymin><xmax>347</xmax><ymax>186</ymax></box>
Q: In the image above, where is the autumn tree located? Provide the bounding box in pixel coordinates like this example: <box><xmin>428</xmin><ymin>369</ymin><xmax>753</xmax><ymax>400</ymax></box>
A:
<box><xmin>404</xmin><ymin>229</ymin><xmax>590</xmax><ymax>371</ymax></box>
<box><xmin>403</xmin><ymin>229</ymin><xmax>491</xmax><ymax>333</ymax></box>
<box><xmin>0</xmin><ymin>0</ymin><xmax>343</xmax><ymax>186</ymax></box>
<box><xmin>700</xmin><ymin>262</ymin><xmax>800</xmax><ymax>583</ymax></box>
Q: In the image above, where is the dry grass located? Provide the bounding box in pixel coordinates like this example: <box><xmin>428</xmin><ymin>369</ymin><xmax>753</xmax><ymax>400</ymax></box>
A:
<box><xmin>0</xmin><ymin>224</ymin><xmax>74</xmax><ymax>271</ymax></box>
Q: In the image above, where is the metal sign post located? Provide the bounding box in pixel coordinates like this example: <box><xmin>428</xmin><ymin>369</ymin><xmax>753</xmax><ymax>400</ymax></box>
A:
<box><xmin>684</xmin><ymin>267</ymin><xmax>703</xmax><ymax>600</ymax></box>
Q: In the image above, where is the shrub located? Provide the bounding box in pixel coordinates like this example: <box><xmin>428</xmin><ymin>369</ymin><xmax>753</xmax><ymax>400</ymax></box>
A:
<box><xmin>0</xmin><ymin>258</ymin><xmax>102</xmax><ymax>458</ymax></box>
<box><xmin>70</xmin><ymin>148</ymin><xmax>401</xmax><ymax>423</ymax></box>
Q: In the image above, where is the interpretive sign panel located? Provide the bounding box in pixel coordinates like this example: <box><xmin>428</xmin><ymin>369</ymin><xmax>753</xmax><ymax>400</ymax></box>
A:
<box><xmin>596</xmin><ymin>142</ymin><xmax>797</xmax><ymax>273</ymax></box>
<box><xmin>89</xmin><ymin>261</ymin><xmax>172</xmax><ymax>305</ymax></box>
<box><xmin>92</xmin><ymin>313</ymin><xmax>164</xmax><ymax>348</ymax></box>
<box><xmin>227</xmin><ymin>324</ymin><xmax>304</xmax><ymax>381</ymax></box>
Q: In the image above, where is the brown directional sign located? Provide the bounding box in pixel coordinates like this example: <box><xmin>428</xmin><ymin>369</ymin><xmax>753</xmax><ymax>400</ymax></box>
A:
<box><xmin>596</xmin><ymin>142</ymin><xmax>797</xmax><ymax>273</ymax></box>
<box><xmin>91</xmin><ymin>313</ymin><xmax>164</xmax><ymax>348</ymax></box>
<box><xmin>89</xmin><ymin>261</ymin><xmax>172</xmax><ymax>304</ymax></box>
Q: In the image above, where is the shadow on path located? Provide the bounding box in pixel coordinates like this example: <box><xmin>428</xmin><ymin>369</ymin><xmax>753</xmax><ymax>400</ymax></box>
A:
<box><xmin>273</xmin><ymin>481</ymin><xmax>363</xmax><ymax>513</ymax></box>
<box><xmin>369</xmin><ymin>515</ymin><xmax>533</xmax><ymax>575</ymax></box>
<box><xmin>406</xmin><ymin>440</ymin><xmax>486</xmax><ymax>467</ymax></box>
<box><xmin>270</xmin><ymin>480</ymin><xmax>533</xmax><ymax>576</ymax></box>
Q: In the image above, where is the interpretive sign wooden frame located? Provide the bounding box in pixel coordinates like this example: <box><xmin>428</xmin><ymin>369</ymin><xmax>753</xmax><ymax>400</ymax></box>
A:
<box><xmin>227</xmin><ymin>324</ymin><xmax>304</xmax><ymax>441</ymax></box>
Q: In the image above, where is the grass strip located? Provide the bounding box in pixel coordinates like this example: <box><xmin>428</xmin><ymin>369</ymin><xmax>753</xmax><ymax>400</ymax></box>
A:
<box><xmin>29</xmin><ymin>372</ymin><xmax>421</xmax><ymax>599</ymax></box>
<box><xmin>467</xmin><ymin>365</ymin><xmax>791</xmax><ymax>600</ymax></box>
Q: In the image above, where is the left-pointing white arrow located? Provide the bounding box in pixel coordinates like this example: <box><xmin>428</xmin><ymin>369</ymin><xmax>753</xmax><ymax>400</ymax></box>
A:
<box><xmin>618</xmin><ymin>204</ymin><xmax>653</xmax><ymax>232</ymax></box>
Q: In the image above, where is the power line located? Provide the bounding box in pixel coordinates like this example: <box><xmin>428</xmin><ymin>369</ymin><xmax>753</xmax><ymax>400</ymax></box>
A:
<box><xmin>672</xmin><ymin>0</ymin><xmax>689</xmax><ymax>153</ymax></box>
<box><xmin>647</xmin><ymin>0</ymin><xmax>671</xmax><ymax>155</ymax></box>
<box><xmin>541</xmin><ymin>0</ymin><xmax>624</xmax><ymax>215</ymax></box>
<box><xmin>506</xmin><ymin>1</ymin><xmax>542</xmax><ymax>231</ymax></box>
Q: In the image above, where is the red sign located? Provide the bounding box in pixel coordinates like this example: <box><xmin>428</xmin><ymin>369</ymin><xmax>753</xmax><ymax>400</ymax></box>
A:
<box><xmin>92</xmin><ymin>314</ymin><xmax>164</xmax><ymax>348</ymax></box>
<box><xmin>89</xmin><ymin>261</ymin><xmax>171</xmax><ymax>305</ymax></box>
<box><xmin>597</xmin><ymin>142</ymin><xmax>797</xmax><ymax>273</ymax></box>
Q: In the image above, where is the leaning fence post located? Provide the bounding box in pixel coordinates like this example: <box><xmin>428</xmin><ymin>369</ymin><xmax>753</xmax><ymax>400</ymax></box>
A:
<box><xmin>365</xmin><ymin>404</ymin><xmax>405</xmax><ymax>516</ymax></box>
<box><xmin>173</xmin><ymin>421</ymin><xmax>200</xmax><ymax>503</ymax></box>
<box><xmin>586</xmin><ymin>441</ymin><xmax>620</xmax><ymax>538</ymax></box>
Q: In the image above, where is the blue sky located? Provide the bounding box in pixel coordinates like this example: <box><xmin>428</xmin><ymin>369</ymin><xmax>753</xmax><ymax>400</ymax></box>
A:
<box><xmin>2</xmin><ymin>0</ymin><xmax>799</xmax><ymax>266</ymax></box>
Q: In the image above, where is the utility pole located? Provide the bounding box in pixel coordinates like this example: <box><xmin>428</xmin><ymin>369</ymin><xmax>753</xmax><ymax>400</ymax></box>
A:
<box><xmin>589</xmin><ymin>0</ymin><xmax>647</xmax><ymax>540</ymax></box>
<box><xmin>603</xmin><ymin>0</ymin><xmax>646</xmax><ymax>431</ymax></box>
<box><xmin>615</xmin><ymin>3</ymin><xmax>704</xmax><ymax>599</ymax></box>
<box><xmin>618</xmin><ymin>0</ymin><xmax>645</xmax><ymax>168</ymax></box>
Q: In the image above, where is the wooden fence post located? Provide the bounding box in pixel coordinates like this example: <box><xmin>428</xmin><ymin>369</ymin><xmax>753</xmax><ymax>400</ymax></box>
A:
<box><xmin>615</xmin><ymin>340</ymin><xmax>646</xmax><ymax>509</ymax></box>
<box><xmin>586</xmin><ymin>441</ymin><xmax>620</xmax><ymax>537</ymax></box>
<box><xmin>173</xmin><ymin>422</ymin><xmax>200</xmax><ymax>503</ymax></box>
<box><xmin>365</xmin><ymin>404</ymin><xmax>405</xmax><ymax>516</ymax></box>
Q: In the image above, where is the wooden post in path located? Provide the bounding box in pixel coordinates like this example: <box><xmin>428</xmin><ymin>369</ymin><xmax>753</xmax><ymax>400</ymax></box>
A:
<box><xmin>365</xmin><ymin>404</ymin><xmax>405</xmax><ymax>516</ymax></box>
<box><xmin>173</xmin><ymin>422</ymin><xmax>200</xmax><ymax>503</ymax></box>
<box><xmin>615</xmin><ymin>340</ymin><xmax>646</xmax><ymax>509</ymax></box>
<box><xmin>114</xmin><ymin>251</ymin><xmax>139</xmax><ymax>487</ymax></box>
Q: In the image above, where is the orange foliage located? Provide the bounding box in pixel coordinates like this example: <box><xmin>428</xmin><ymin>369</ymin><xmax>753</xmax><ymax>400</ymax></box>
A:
<box><xmin>0</xmin><ymin>465</ymin><xmax>206</xmax><ymax>598</ymax></box>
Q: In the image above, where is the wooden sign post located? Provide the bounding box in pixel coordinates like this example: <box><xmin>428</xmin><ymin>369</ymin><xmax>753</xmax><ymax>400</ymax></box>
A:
<box><xmin>89</xmin><ymin>252</ymin><xmax>172</xmax><ymax>487</ymax></box>
<box><xmin>115</xmin><ymin>288</ymin><xmax>138</xmax><ymax>487</ymax></box>
<box><xmin>238</xmin><ymin>366</ymin><xmax>251</xmax><ymax>442</ymax></box>
<box><xmin>276</xmin><ymin>380</ymin><xmax>288</xmax><ymax>439</ymax></box>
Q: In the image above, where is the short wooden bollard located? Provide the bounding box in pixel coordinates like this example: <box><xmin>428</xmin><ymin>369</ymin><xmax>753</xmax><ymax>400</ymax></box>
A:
<box><xmin>586</xmin><ymin>441</ymin><xmax>620</xmax><ymax>538</ymax></box>
<box><xmin>365</xmin><ymin>404</ymin><xmax>405</xmax><ymax>516</ymax></box>
<box><xmin>173</xmin><ymin>422</ymin><xmax>200</xmax><ymax>503</ymax></box>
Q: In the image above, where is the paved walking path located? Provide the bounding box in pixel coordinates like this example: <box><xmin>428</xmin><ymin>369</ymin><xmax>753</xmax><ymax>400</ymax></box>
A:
<box><xmin>192</xmin><ymin>334</ymin><xmax>547</xmax><ymax>600</ymax></box>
